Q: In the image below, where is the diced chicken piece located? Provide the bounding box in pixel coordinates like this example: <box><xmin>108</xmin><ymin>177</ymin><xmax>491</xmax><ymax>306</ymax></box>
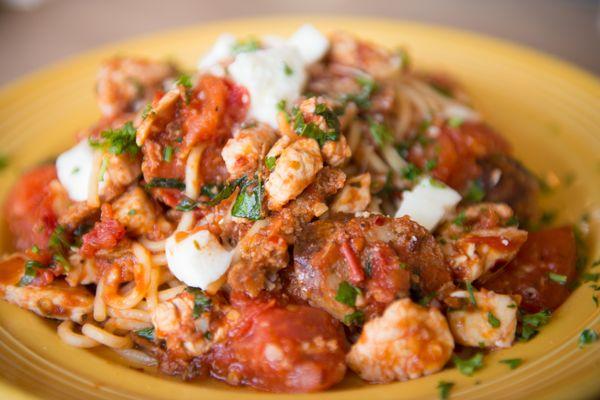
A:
<box><xmin>152</xmin><ymin>291</ymin><xmax>210</xmax><ymax>357</ymax></box>
<box><xmin>346</xmin><ymin>299</ymin><xmax>454</xmax><ymax>382</ymax></box>
<box><xmin>96</xmin><ymin>57</ymin><xmax>176</xmax><ymax>118</ymax></box>
<box><xmin>0</xmin><ymin>257</ymin><xmax>93</xmax><ymax>323</ymax></box>
<box><xmin>438</xmin><ymin>203</ymin><xmax>528</xmax><ymax>282</ymax></box>
<box><xmin>321</xmin><ymin>135</ymin><xmax>351</xmax><ymax>167</ymax></box>
<box><xmin>111</xmin><ymin>187</ymin><xmax>161</xmax><ymax>236</ymax></box>
<box><xmin>289</xmin><ymin>215</ymin><xmax>451</xmax><ymax>322</ymax></box>
<box><xmin>329</xmin><ymin>32</ymin><xmax>401</xmax><ymax>79</ymax></box>
<box><xmin>266</xmin><ymin>137</ymin><xmax>323</xmax><ymax>211</ymax></box>
<box><xmin>447</xmin><ymin>288</ymin><xmax>518</xmax><ymax>348</ymax></box>
<box><xmin>222</xmin><ymin>123</ymin><xmax>278</xmax><ymax>178</ymax></box>
<box><xmin>331</xmin><ymin>173</ymin><xmax>371</xmax><ymax>214</ymax></box>
<box><xmin>228</xmin><ymin>168</ymin><xmax>345</xmax><ymax>297</ymax></box>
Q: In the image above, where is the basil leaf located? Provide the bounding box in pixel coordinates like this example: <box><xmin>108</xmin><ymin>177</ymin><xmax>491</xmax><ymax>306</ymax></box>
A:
<box><xmin>335</xmin><ymin>281</ymin><xmax>361</xmax><ymax>307</ymax></box>
<box><xmin>18</xmin><ymin>260</ymin><xmax>45</xmax><ymax>287</ymax></box>
<box><xmin>292</xmin><ymin>105</ymin><xmax>340</xmax><ymax>147</ymax></box>
<box><xmin>464</xmin><ymin>179</ymin><xmax>486</xmax><ymax>202</ymax></box>
<box><xmin>343</xmin><ymin>310</ymin><xmax>364</xmax><ymax>326</ymax></box>
<box><xmin>145</xmin><ymin>178</ymin><xmax>186</xmax><ymax>191</ymax></box>
<box><xmin>48</xmin><ymin>225</ymin><xmax>72</xmax><ymax>271</ymax></box>
<box><xmin>176</xmin><ymin>197</ymin><xmax>199</xmax><ymax>212</ymax></box>
<box><xmin>186</xmin><ymin>288</ymin><xmax>212</xmax><ymax>318</ymax></box>
<box><xmin>487</xmin><ymin>312</ymin><xmax>501</xmax><ymax>328</ymax></box>
<box><xmin>231</xmin><ymin>177</ymin><xmax>263</xmax><ymax>221</ymax></box>
<box><xmin>135</xmin><ymin>327</ymin><xmax>155</xmax><ymax>341</ymax></box>
<box><xmin>207</xmin><ymin>178</ymin><xmax>245</xmax><ymax>206</ymax></box>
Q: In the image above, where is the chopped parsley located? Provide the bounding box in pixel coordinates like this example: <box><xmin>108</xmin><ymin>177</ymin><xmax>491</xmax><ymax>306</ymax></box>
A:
<box><xmin>276</xmin><ymin>99</ymin><xmax>287</xmax><ymax>112</ymax></box>
<box><xmin>341</xmin><ymin>75</ymin><xmax>379</xmax><ymax>109</ymax></box>
<box><xmin>453</xmin><ymin>211</ymin><xmax>467</xmax><ymax>226</ymax></box>
<box><xmin>499</xmin><ymin>358</ymin><xmax>523</xmax><ymax>370</ymax></box>
<box><xmin>464</xmin><ymin>180</ymin><xmax>485</xmax><ymax>202</ymax></box>
<box><xmin>401</xmin><ymin>163</ymin><xmax>421</xmax><ymax>181</ymax></box>
<box><xmin>453</xmin><ymin>352</ymin><xmax>484</xmax><ymax>376</ymax></box>
<box><xmin>335</xmin><ymin>281</ymin><xmax>361</xmax><ymax>307</ymax></box>
<box><xmin>232</xmin><ymin>37</ymin><xmax>260</xmax><ymax>54</ymax></box>
<box><xmin>425</xmin><ymin>158</ymin><xmax>438</xmax><ymax>172</ymax></box>
<box><xmin>487</xmin><ymin>312</ymin><xmax>501</xmax><ymax>328</ymax></box>
<box><xmin>175</xmin><ymin>73</ymin><xmax>192</xmax><ymax>88</ymax></box>
<box><xmin>48</xmin><ymin>225</ymin><xmax>72</xmax><ymax>271</ymax></box>
<box><xmin>518</xmin><ymin>309</ymin><xmax>551</xmax><ymax>341</ymax></box>
<box><xmin>465</xmin><ymin>281</ymin><xmax>477</xmax><ymax>307</ymax></box>
<box><xmin>448</xmin><ymin>116</ymin><xmax>464</xmax><ymax>128</ymax></box>
<box><xmin>548</xmin><ymin>272</ymin><xmax>567</xmax><ymax>285</ymax></box>
<box><xmin>578</xmin><ymin>329</ymin><xmax>598</xmax><ymax>348</ymax></box>
<box><xmin>368</xmin><ymin>118</ymin><xmax>393</xmax><ymax>146</ymax></box>
<box><xmin>283</xmin><ymin>62</ymin><xmax>293</xmax><ymax>76</ymax></box>
<box><xmin>163</xmin><ymin>146</ymin><xmax>174</xmax><ymax>162</ymax></box>
<box><xmin>265</xmin><ymin>156</ymin><xmax>277</xmax><ymax>171</ymax></box>
<box><xmin>186</xmin><ymin>288</ymin><xmax>212</xmax><ymax>318</ymax></box>
<box><xmin>343</xmin><ymin>310</ymin><xmax>365</xmax><ymax>326</ymax></box>
<box><xmin>135</xmin><ymin>327</ymin><xmax>155</xmax><ymax>341</ymax></box>
<box><xmin>437</xmin><ymin>381</ymin><xmax>454</xmax><ymax>400</ymax></box>
<box><xmin>145</xmin><ymin>178</ymin><xmax>185</xmax><ymax>191</ymax></box>
<box><xmin>292</xmin><ymin>104</ymin><xmax>340</xmax><ymax>147</ymax></box>
<box><xmin>89</xmin><ymin>121</ymin><xmax>139</xmax><ymax>156</ymax></box>
<box><xmin>31</xmin><ymin>245</ymin><xmax>40</xmax><ymax>254</ymax></box>
<box><xmin>18</xmin><ymin>260</ymin><xmax>46</xmax><ymax>287</ymax></box>
<box><xmin>231</xmin><ymin>177</ymin><xmax>264</xmax><ymax>221</ymax></box>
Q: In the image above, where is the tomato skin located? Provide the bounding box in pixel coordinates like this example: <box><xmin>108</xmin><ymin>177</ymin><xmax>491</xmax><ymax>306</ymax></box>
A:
<box><xmin>209</xmin><ymin>300</ymin><xmax>347</xmax><ymax>393</ymax></box>
<box><xmin>483</xmin><ymin>226</ymin><xmax>577</xmax><ymax>313</ymax></box>
<box><xmin>4</xmin><ymin>164</ymin><xmax>59</xmax><ymax>250</ymax></box>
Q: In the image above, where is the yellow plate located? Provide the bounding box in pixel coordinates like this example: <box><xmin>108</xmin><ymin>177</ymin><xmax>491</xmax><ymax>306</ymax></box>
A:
<box><xmin>0</xmin><ymin>16</ymin><xmax>598</xmax><ymax>400</ymax></box>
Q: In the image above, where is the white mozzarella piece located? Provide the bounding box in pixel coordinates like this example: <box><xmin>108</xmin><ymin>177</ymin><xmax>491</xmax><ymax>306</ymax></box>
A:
<box><xmin>287</xmin><ymin>24</ymin><xmax>329</xmax><ymax>64</ymax></box>
<box><xmin>196</xmin><ymin>33</ymin><xmax>237</xmax><ymax>72</ymax></box>
<box><xmin>165</xmin><ymin>229</ymin><xmax>232</xmax><ymax>290</ymax></box>
<box><xmin>443</xmin><ymin>104</ymin><xmax>480</xmax><ymax>122</ymax></box>
<box><xmin>55</xmin><ymin>139</ymin><xmax>97</xmax><ymax>202</ymax></box>
<box><xmin>228</xmin><ymin>46</ymin><xmax>306</xmax><ymax>127</ymax></box>
<box><xmin>395</xmin><ymin>178</ymin><xmax>461</xmax><ymax>231</ymax></box>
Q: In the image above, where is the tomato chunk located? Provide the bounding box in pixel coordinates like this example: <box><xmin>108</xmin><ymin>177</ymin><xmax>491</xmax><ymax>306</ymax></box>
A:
<box><xmin>483</xmin><ymin>226</ymin><xmax>577</xmax><ymax>312</ymax></box>
<box><xmin>80</xmin><ymin>204</ymin><xmax>126</xmax><ymax>257</ymax></box>
<box><xmin>4</xmin><ymin>164</ymin><xmax>60</xmax><ymax>250</ymax></box>
<box><xmin>209</xmin><ymin>301</ymin><xmax>347</xmax><ymax>392</ymax></box>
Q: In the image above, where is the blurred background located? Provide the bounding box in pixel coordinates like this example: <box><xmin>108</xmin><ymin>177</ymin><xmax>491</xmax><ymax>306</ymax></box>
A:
<box><xmin>0</xmin><ymin>0</ymin><xmax>598</xmax><ymax>84</ymax></box>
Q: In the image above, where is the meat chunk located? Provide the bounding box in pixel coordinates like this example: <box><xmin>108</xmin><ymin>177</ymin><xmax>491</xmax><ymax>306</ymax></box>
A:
<box><xmin>227</xmin><ymin>168</ymin><xmax>345</xmax><ymax>297</ymax></box>
<box><xmin>222</xmin><ymin>123</ymin><xmax>278</xmax><ymax>179</ymax></box>
<box><xmin>330</xmin><ymin>173</ymin><xmax>371</xmax><ymax>214</ymax></box>
<box><xmin>447</xmin><ymin>288</ymin><xmax>518</xmax><ymax>348</ymax></box>
<box><xmin>111</xmin><ymin>186</ymin><xmax>162</xmax><ymax>236</ymax></box>
<box><xmin>478</xmin><ymin>154</ymin><xmax>539</xmax><ymax>222</ymax></box>
<box><xmin>289</xmin><ymin>215</ymin><xmax>451</xmax><ymax>322</ymax></box>
<box><xmin>209</xmin><ymin>300</ymin><xmax>347</xmax><ymax>392</ymax></box>
<box><xmin>329</xmin><ymin>32</ymin><xmax>401</xmax><ymax>79</ymax></box>
<box><xmin>80</xmin><ymin>204</ymin><xmax>126</xmax><ymax>257</ymax></box>
<box><xmin>4</xmin><ymin>165</ymin><xmax>70</xmax><ymax>250</ymax></box>
<box><xmin>265</xmin><ymin>137</ymin><xmax>323</xmax><ymax>211</ymax></box>
<box><xmin>321</xmin><ymin>135</ymin><xmax>351</xmax><ymax>167</ymax></box>
<box><xmin>96</xmin><ymin>57</ymin><xmax>176</xmax><ymax>117</ymax></box>
<box><xmin>438</xmin><ymin>203</ymin><xmax>528</xmax><ymax>282</ymax></box>
<box><xmin>346</xmin><ymin>299</ymin><xmax>454</xmax><ymax>382</ymax></box>
<box><xmin>483</xmin><ymin>227</ymin><xmax>577</xmax><ymax>313</ymax></box>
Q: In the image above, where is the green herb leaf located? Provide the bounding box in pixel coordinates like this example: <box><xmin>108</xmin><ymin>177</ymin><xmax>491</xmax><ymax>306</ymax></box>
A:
<box><xmin>175</xmin><ymin>74</ymin><xmax>193</xmax><ymax>89</ymax></box>
<box><xmin>419</xmin><ymin>291</ymin><xmax>437</xmax><ymax>306</ymax></box>
<box><xmin>466</xmin><ymin>281</ymin><xmax>477</xmax><ymax>307</ymax></box>
<box><xmin>141</xmin><ymin>103</ymin><xmax>153</xmax><ymax>120</ymax></box>
<box><xmin>368</xmin><ymin>118</ymin><xmax>393</xmax><ymax>146</ymax></box>
<box><xmin>48</xmin><ymin>225</ymin><xmax>72</xmax><ymax>271</ymax></box>
<box><xmin>231</xmin><ymin>177</ymin><xmax>263</xmax><ymax>221</ymax></box>
<box><xmin>176</xmin><ymin>197</ymin><xmax>199</xmax><ymax>212</ymax></box>
<box><xmin>335</xmin><ymin>281</ymin><xmax>361</xmax><ymax>307</ymax></box>
<box><xmin>464</xmin><ymin>180</ymin><xmax>485</xmax><ymax>203</ymax></box>
<box><xmin>448</xmin><ymin>116</ymin><xmax>464</xmax><ymax>128</ymax></box>
<box><xmin>31</xmin><ymin>245</ymin><xmax>40</xmax><ymax>254</ymax></box>
<box><xmin>518</xmin><ymin>309</ymin><xmax>551</xmax><ymax>341</ymax></box>
<box><xmin>283</xmin><ymin>62</ymin><xmax>293</xmax><ymax>76</ymax></box>
<box><xmin>505</xmin><ymin>215</ymin><xmax>519</xmax><ymax>227</ymax></box>
<box><xmin>135</xmin><ymin>327</ymin><xmax>155</xmax><ymax>341</ymax></box>
<box><xmin>343</xmin><ymin>310</ymin><xmax>365</xmax><ymax>326</ymax></box>
<box><xmin>89</xmin><ymin>121</ymin><xmax>139</xmax><ymax>156</ymax></box>
<box><xmin>425</xmin><ymin>158</ymin><xmax>438</xmax><ymax>172</ymax></box>
<box><xmin>341</xmin><ymin>75</ymin><xmax>379</xmax><ymax>109</ymax></box>
<box><xmin>401</xmin><ymin>163</ymin><xmax>421</xmax><ymax>181</ymax></box>
<box><xmin>292</xmin><ymin>105</ymin><xmax>340</xmax><ymax>147</ymax></box>
<box><xmin>200</xmin><ymin>183</ymin><xmax>224</xmax><ymax>200</ymax></box>
<box><xmin>437</xmin><ymin>380</ymin><xmax>454</xmax><ymax>400</ymax></box>
<box><xmin>453</xmin><ymin>352</ymin><xmax>484</xmax><ymax>376</ymax></box>
<box><xmin>265</xmin><ymin>156</ymin><xmax>276</xmax><ymax>171</ymax></box>
<box><xmin>128</xmin><ymin>209</ymin><xmax>137</xmax><ymax>216</ymax></box>
<box><xmin>487</xmin><ymin>312</ymin><xmax>501</xmax><ymax>328</ymax></box>
<box><xmin>145</xmin><ymin>178</ymin><xmax>185</xmax><ymax>191</ymax></box>
<box><xmin>582</xmin><ymin>272</ymin><xmax>599</xmax><ymax>283</ymax></box>
<box><xmin>186</xmin><ymin>288</ymin><xmax>212</xmax><ymax>318</ymax></box>
<box><xmin>453</xmin><ymin>211</ymin><xmax>467</xmax><ymax>226</ymax></box>
<box><xmin>206</xmin><ymin>178</ymin><xmax>245</xmax><ymax>206</ymax></box>
<box><xmin>232</xmin><ymin>37</ymin><xmax>260</xmax><ymax>54</ymax></box>
<box><xmin>18</xmin><ymin>260</ymin><xmax>46</xmax><ymax>287</ymax></box>
<box><xmin>276</xmin><ymin>99</ymin><xmax>287</xmax><ymax>112</ymax></box>
<box><xmin>163</xmin><ymin>146</ymin><xmax>174</xmax><ymax>162</ymax></box>
<box><xmin>548</xmin><ymin>272</ymin><xmax>567</xmax><ymax>285</ymax></box>
<box><xmin>499</xmin><ymin>358</ymin><xmax>523</xmax><ymax>370</ymax></box>
<box><xmin>578</xmin><ymin>328</ymin><xmax>598</xmax><ymax>348</ymax></box>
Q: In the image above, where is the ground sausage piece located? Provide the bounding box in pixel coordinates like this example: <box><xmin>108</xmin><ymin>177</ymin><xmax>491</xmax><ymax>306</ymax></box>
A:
<box><xmin>4</xmin><ymin>164</ymin><xmax>70</xmax><ymax>250</ymax></box>
<box><xmin>346</xmin><ymin>299</ymin><xmax>454</xmax><ymax>382</ymax></box>
<box><xmin>288</xmin><ymin>215</ymin><xmax>452</xmax><ymax>322</ymax></box>
<box><xmin>209</xmin><ymin>300</ymin><xmax>347</xmax><ymax>392</ymax></box>
<box><xmin>266</xmin><ymin>137</ymin><xmax>323</xmax><ymax>211</ymax></box>
<box><xmin>483</xmin><ymin>226</ymin><xmax>577</xmax><ymax>313</ymax></box>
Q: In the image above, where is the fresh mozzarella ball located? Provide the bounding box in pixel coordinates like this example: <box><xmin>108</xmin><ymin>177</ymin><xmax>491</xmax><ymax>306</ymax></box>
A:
<box><xmin>395</xmin><ymin>178</ymin><xmax>461</xmax><ymax>231</ymax></box>
<box><xmin>447</xmin><ymin>288</ymin><xmax>518</xmax><ymax>348</ymax></box>
<box><xmin>55</xmin><ymin>139</ymin><xmax>97</xmax><ymax>202</ymax></box>
<box><xmin>228</xmin><ymin>46</ymin><xmax>307</xmax><ymax>127</ymax></box>
<box><xmin>196</xmin><ymin>33</ymin><xmax>237</xmax><ymax>73</ymax></box>
<box><xmin>165</xmin><ymin>228</ymin><xmax>232</xmax><ymax>290</ymax></box>
<box><xmin>287</xmin><ymin>24</ymin><xmax>330</xmax><ymax>64</ymax></box>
